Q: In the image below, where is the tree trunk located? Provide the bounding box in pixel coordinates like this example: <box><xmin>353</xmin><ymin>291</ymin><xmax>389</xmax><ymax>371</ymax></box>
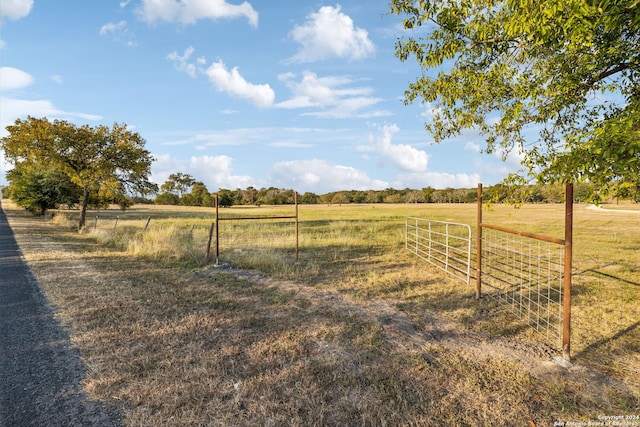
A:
<box><xmin>79</xmin><ymin>186</ymin><xmax>90</xmax><ymax>230</ymax></box>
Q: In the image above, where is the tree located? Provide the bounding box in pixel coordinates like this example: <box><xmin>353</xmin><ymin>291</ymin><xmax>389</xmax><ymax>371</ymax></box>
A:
<box><xmin>216</xmin><ymin>189</ymin><xmax>236</xmax><ymax>207</ymax></box>
<box><xmin>238</xmin><ymin>186</ymin><xmax>258</xmax><ymax>205</ymax></box>
<box><xmin>365</xmin><ymin>190</ymin><xmax>382</xmax><ymax>203</ymax></box>
<box><xmin>6</xmin><ymin>164</ymin><xmax>82</xmax><ymax>215</ymax></box>
<box><xmin>422</xmin><ymin>187</ymin><xmax>436</xmax><ymax>203</ymax></box>
<box><xmin>390</xmin><ymin>0</ymin><xmax>640</xmax><ymax>196</ymax></box>
<box><xmin>1</xmin><ymin>117</ymin><xmax>157</xmax><ymax>229</ymax></box>
<box><xmin>190</xmin><ymin>182</ymin><xmax>213</xmax><ymax>207</ymax></box>
<box><xmin>160</xmin><ymin>173</ymin><xmax>195</xmax><ymax>198</ymax></box>
<box><xmin>155</xmin><ymin>191</ymin><xmax>180</xmax><ymax>206</ymax></box>
<box><xmin>300</xmin><ymin>192</ymin><xmax>319</xmax><ymax>204</ymax></box>
<box><xmin>331</xmin><ymin>193</ymin><xmax>350</xmax><ymax>205</ymax></box>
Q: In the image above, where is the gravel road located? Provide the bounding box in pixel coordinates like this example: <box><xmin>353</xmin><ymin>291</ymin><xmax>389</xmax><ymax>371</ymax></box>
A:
<box><xmin>0</xmin><ymin>202</ymin><xmax>123</xmax><ymax>427</ymax></box>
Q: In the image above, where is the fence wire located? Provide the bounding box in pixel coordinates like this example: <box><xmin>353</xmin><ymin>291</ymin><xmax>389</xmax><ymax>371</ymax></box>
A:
<box><xmin>217</xmin><ymin>218</ymin><xmax>296</xmax><ymax>255</ymax></box>
<box><xmin>481</xmin><ymin>227</ymin><xmax>565</xmax><ymax>346</ymax></box>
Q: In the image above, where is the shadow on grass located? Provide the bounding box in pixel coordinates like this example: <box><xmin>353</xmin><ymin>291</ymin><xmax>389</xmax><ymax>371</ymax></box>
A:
<box><xmin>576</xmin><ymin>268</ymin><xmax>640</xmax><ymax>287</ymax></box>
<box><xmin>574</xmin><ymin>320</ymin><xmax>640</xmax><ymax>360</ymax></box>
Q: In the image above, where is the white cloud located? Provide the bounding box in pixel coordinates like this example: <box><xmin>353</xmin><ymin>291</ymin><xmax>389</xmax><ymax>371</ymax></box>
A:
<box><xmin>268</xmin><ymin>159</ymin><xmax>388</xmax><ymax>194</ymax></box>
<box><xmin>268</xmin><ymin>141</ymin><xmax>314</xmax><ymax>148</ymax></box>
<box><xmin>395</xmin><ymin>171</ymin><xmax>481</xmax><ymax>190</ymax></box>
<box><xmin>0</xmin><ymin>0</ymin><xmax>33</xmax><ymax>21</ymax></box>
<box><xmin>464</xmin><ymin>141</ymin><xmax>481</xmax><ymax>153</ymax></box>
<box><xmin>0</xmin><ymin>66</ymin><xmax>33</xmax><ymax>90</ymax></box>
<box><xmin>203</xmin><ymin>60</ymin><xmax>275</xmax><ymax>108</ymax></box>
<box><xmin>0</xmin><ymin>153</ymin><xmax>13</xmax><ymax>181</ymax></box>
<box><xmin>162</xmin><ymin>128</ymin><xmax>260</xmax><ymax>146</ymax></box>
<box><xmin>421</xmin><ymin>102</ymin><xmax>441</xmax><ymax>120</ymax></box>
<box><xmin>495</xmin><ymin>145</ymin><xmax>525</xmax><ymax>166</ymax></box>
<box><xmin>288</xmin><ymin>5</ymin><xmax>375</xmax><ymax>63</ymax></box>
<box><xmin>137</xmin><ymin>0</ymin><xmax>258</xmax><ymax>27</ymax></box>
<box><xmin>152</xmin><ymin>153</ymin><xmax>254</xmax><ymax>191</ymax></box>
<box><xmin>161</xmin><ymin>126</ymin><xmax>342</xmax><ymax>148</ymax></box>
<box><xmin>188</xmin><ymin>155</ymin><xmax>253</xmax><ymax>189</ymax></box>
<box><xmin>472</xmin><ymin>145</ymin><xmax>524</xmax><ymax>178</ymax></box>
<box><xmin>0</xmin><ymin>97</ymin><xmax>102</xmax><ymax>136</ymax></box>
<box><xmin>167</xmin><ymin>46</ymin><xmax>198</xmax><ymax>78</ymax></box>
<box><xmin>99</xmin><ymin>20</ymin><xmax>137</xmax><ymax>46</ymax></box>
<box><xmin>0</xmin><ymin>98</ymin><xmax>59</xmax><ymax>121</ymax></box>
<box><xmin>461</xmin><ymin>137</ymin><xmax>524</xmax><ymax>182</ymax></box>
<box><xmin>167</xmin><ymin>48</ymin><xmax>274</xmax><ymax>108</ymax></box>
<box><xmin>0</xmin><ymin>71</ymin><xmax>102</xmax><ymax>175</ymax></box>
<box><xmin>361</xmin><ymin>124</ymin><xmax>429</xmax><ymax>173</ymax></box>
<box><xmin>276</xmin><ymin>71</ymin><xmax>388</xmax><ymax>119</ymax></box>
<box><xmin>0</xmin><ymin>66</ymin><xmax>101</xmax><ymax>132</ymax></box>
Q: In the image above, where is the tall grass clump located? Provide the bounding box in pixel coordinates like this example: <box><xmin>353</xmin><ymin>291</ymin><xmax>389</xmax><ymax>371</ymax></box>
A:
<box><xmin>51</xmin><ymin>212</ymin><xmax>79</xmax><ymax>230</ymax></box>
<box><xmin>127</xmin><ymin>224</ymin><xmax>204</xmax><ymax>266</ymax></box>
<box><xmin>89</xmin><ymin>226</ymin><xmax>139</xmax><ymax>250</ymax></box>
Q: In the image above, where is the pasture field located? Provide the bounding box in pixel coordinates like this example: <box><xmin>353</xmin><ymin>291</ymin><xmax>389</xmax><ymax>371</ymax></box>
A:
<box><xmin>4</xmin><ymin>200</ymin><xmax>639</xmax><ymax>426</ymax></box>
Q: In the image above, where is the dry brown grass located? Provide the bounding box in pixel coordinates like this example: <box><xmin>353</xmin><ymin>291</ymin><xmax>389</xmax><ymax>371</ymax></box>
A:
<box><xmin>3</xmin><ymin>200</ymin><xmax>639</xmax><ymax>426</ymax></box>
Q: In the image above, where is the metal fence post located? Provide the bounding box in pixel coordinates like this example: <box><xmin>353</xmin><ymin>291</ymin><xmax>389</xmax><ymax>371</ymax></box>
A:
<box><xmin>295</xmin><ymin>191</ymin><xmax>299</xmax><ymax>261</ymax></box>
<box><xmin>562</xmin><ymin>183</ymin><xmax>574</xmax><ymax>362</ymax></box>
<box><xmin>215</xmin><ymin>194</ymin><xmax>220</xmax><ymax>266</ymax></box>
<box><xmin>476</xmin><ymin>183</ymin><xmax>483</xmax><ymax>300</ymax></box>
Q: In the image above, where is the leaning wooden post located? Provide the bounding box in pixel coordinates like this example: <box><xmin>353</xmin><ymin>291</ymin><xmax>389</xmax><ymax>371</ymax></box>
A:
<box><xmin>475</xmin><ymin>183</ymin><xmax>483</xmax><ymax>299</ymax></box>
<box><xmin>113</xmin><ymin>215</ymin><xmax>119</xmax><ymax>232</ymax></box>
<box><xmin>205</xmin><ymin>222</ymin><xmax>215</xmax><ymax>263</ymax></box>
<box><xmin>143</xmin><ymin>216</ymin><xmax>152</xmax><ymax>231</ymax></box>
<box><xmin>295</xmin><ymin>191</ymin><xmax>299</xmax><ymax>261</ymax></box>
<box><xmin>215</xmin><ymin>194</ymin><xmax>220</xmax><ymax>266</ymax></box>
<box><xmin>562</xmin><ymin>183</ymin><xmax>574</xmax><ymax>362</ymax></box>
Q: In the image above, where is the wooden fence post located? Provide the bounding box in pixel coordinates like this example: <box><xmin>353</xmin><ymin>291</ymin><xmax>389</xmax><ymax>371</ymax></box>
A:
<box><xmin>205</xmin><ymin>222</ymin><xmax>215</xmax><ymax>264</ymax></box>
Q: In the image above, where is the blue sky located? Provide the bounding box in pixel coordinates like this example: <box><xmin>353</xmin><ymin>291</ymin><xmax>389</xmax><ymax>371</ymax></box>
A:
<box><xmin>0</xmin><ymin>0</ymin><xmax>523</xmax><ymax>194</ymax></box>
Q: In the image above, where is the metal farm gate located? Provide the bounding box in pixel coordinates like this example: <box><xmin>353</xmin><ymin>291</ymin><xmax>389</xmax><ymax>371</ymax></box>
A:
<box><xmin>406</xmin><ymin>217</ymin><xmax>472</xmax><ymax>284</ymax></box>
<box><xmin>406</xmin><ymin>184</ymin><xmax>574</xmax><ymax>361</ymax></box>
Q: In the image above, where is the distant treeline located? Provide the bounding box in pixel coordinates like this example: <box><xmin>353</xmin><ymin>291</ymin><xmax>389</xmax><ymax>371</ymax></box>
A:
<box><xmin>145</xmin><ymin>175</ymin><xmax>635</xmax><ymax>207</ymax></box>
<box><xmin>4</xmin><ymin>170</ymin><xmax>638</xmax><ymax>214</ymax></box>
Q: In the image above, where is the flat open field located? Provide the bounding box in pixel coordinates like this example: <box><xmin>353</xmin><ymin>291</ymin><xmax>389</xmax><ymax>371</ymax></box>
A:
<box><xmin>4</xmin><ymin>200</ymin><xmax>639</xmax><ymax>426</ymax></box>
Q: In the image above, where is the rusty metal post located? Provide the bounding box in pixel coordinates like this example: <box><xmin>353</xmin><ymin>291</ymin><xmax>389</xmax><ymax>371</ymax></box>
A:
<box><xmin>295</xmin><ymin>191</ymin><xmax>299</xmax><ymax>261</ymax></box>
<box><xmin>476</xmin><ymin>183</ymin><xmax>483</xmax><ymax>299</ymax></box>
<box><xmin>562</xmin><ymin>183</ymin><xmax>574</xmax><ymax>362</ymax></box>
<box><xmin>215</xmin><ymin>194</ymin><xmax>220</xmax><ymax>266</ymax></box>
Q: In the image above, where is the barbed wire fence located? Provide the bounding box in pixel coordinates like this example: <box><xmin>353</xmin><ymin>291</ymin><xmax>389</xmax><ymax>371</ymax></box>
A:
<box><xmin>83</xmin><ymin>193</ymin><xmax>300</xmax><ymax>266</ymax></box>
